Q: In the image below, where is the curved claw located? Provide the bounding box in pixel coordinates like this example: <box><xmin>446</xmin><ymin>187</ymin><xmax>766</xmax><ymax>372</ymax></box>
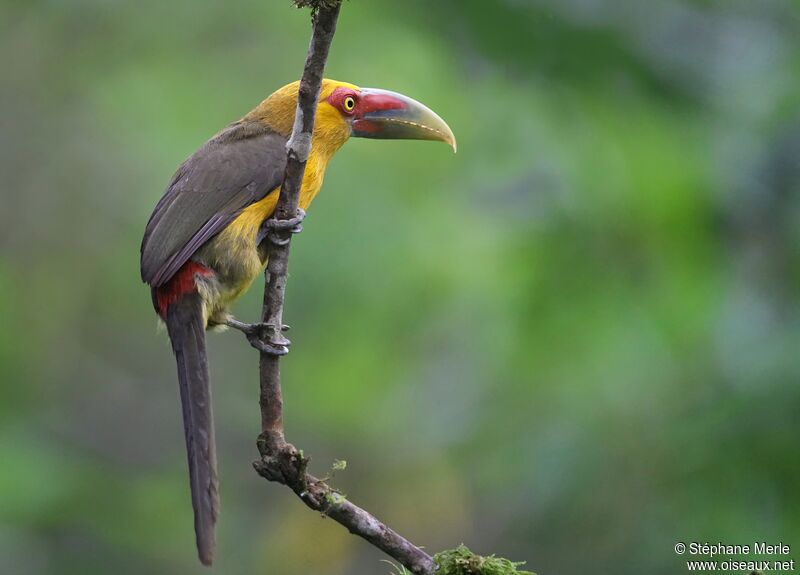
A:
<box><xmin>246</xmin><ymin>334</ymin><xmax>289</xmax><ymax>356</ymax></box>
<box><xmin>269</xmin><ymin>234</ymin><xmax>291</xmax><ymax>246</ymax></box>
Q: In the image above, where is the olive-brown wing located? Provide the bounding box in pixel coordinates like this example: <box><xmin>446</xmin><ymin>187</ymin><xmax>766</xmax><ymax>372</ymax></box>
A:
<box><xmin>141</xmin><ymin>121</ymin><xmax>287</xmax><ymax>287</ymax></box>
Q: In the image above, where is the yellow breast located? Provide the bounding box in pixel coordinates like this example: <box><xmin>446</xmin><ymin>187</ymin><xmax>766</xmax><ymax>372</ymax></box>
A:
<box><xmin>222</xmin><ymin>151</ymin><xmax>327</xmax><ymax>246</ymax></box>
<box><xmin>204</xmin><ymin>150</ymin><xmax>328</xmax><ymax>307</ymax></box>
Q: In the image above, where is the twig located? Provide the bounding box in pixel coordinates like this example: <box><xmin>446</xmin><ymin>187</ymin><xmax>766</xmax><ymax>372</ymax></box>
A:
<box><xmin>254</xmin><ymin>2</ymin><xmax>435</xmax><ymax>574</ymax></box>
<box><xmin>253</xmin><ymin>448</ymin><xmax>435</xmax><ymax>574</ymax></box>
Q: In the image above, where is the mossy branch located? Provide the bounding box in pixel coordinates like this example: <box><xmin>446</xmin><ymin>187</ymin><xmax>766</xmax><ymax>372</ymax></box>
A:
<box><xmin>253</xmin><ymin>3</ymin><xmax>535</xmax><ymax>575</ymax></box>
<box><xmin>254</xmin><ymin>1</ymin><xmax>434</xmax><ymax>573</ymax></box>
<box><xmin>292</xmin><ymin>0</ymin><xmax>343</xmax><ymax>12</ymax></box>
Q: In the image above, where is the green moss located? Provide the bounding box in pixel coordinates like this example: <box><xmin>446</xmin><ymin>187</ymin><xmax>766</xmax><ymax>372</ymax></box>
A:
<box><xmin>292</xmin><ymin>0</ymin><xmax>343</xmax><ymax>10</ymax></box>
<box><xmin>324</xmin><ymin>491</ymin><xmax>347</xmax><ymax>506</ymax></box>
<box><xmin>434</xmin><ymin>545</ymin><xmax>535</xmax><ymax>575</ymax></box>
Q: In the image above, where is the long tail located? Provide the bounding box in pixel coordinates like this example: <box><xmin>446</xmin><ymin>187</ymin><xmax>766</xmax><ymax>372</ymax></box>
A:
<box><xmin>164</xmin><ymin>291</ymin><xmax>219</xmax><ymax>566</ymax></box>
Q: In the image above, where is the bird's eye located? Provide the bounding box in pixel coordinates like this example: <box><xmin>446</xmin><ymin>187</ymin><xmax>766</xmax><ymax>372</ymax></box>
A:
<box><xmin>343</xmin><ymin>96</ymin><xmax>356</xmax><ymax>112</ymax></box>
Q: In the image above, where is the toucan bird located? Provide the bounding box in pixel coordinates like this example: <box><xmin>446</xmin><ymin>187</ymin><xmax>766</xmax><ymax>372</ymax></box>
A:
<box><xmin>140</xmin><ymin>79</ymin><xmax>455</xmax><ymax>566</ymax></box>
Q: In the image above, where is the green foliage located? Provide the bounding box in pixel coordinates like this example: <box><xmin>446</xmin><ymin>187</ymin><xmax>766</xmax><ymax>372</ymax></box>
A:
<box><xmin>434</xmin><ymin>545</ymin><xmax>534</xmax><ymax>575</ymax></box>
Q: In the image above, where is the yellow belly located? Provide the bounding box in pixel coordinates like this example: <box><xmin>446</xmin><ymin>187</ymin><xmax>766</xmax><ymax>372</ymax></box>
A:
<box><xmin>201</xmin><ymin>155</ymin><xmax>327</xmax><ymax>317</ymax></box>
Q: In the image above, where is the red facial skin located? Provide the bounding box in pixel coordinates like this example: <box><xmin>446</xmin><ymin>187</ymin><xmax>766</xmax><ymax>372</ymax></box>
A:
<box><xmin>326</xmin><ymin>87</ymin><xmax>406</xmax><ymax>133</ymax></box>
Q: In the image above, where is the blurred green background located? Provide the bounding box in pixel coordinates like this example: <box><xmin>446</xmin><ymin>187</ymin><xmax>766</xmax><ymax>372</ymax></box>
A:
<box><xmin>2</xmin><ymin>0</ymin><xmax>799</xmax><ymax>573</ymax></box>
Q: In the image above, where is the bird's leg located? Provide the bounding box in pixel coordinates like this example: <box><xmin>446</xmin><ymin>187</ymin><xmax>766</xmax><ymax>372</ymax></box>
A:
<box><xmin>261</xmin><ymin>208</ymin><xmax>306</xmax><ymax>246</ymax></box>
<box><xmin>223</xmin><ymin>318</ymin><xmax>290</xmax><ymax>335</ymax></box>
<box><xmin>222</xmin><ymin>317</ymin><xmax>291</xmax><ymax>356</ymax></box>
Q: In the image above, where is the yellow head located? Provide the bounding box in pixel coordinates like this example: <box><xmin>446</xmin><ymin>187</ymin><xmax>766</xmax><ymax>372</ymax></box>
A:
<box><xmin>246</xmin><ymin>79</ymin><xmax>456</xmax><ymax>159</ymax></box>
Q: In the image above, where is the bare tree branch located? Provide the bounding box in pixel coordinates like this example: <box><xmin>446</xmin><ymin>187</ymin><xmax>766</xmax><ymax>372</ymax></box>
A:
<box><xmin>253</xmin><ymin>2</ymin><xmax>436</xmax><ymax>574</ymax></box>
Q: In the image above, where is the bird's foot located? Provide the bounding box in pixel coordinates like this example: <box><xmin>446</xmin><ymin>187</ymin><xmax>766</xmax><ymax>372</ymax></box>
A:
<box><xmin>224</xmin><ymin>318</ymin><xmax>291</xmax><ymax>356</ymax></box>
<box><xmin>262</xmin><ymin>208</ymin><xmax>306</xmax><ymax>246</ymax></box>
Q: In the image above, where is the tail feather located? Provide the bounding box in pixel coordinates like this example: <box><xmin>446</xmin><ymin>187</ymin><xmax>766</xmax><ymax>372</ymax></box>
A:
<box><xmin>164</xmin><ymin>291</ymin><xmax>219</xmax><ymax>566</ymax></box>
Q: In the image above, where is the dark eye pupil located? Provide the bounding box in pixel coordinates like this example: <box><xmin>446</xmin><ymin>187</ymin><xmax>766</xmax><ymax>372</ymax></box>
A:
<box><xmin>345</xmin><ymin>98</ymin><xmax>354</xmax><ymax>109</ymax></box>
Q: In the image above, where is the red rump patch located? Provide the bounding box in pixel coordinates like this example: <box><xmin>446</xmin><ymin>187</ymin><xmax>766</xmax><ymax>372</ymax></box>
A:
<box><xmin>154</xmin><ymin>261</ymin><xmax>213</xmax><ymax>318</ymax></box>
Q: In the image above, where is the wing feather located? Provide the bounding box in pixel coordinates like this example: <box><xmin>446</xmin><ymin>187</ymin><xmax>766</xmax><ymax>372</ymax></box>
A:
<box><xmin>141</xmin><ymin>121</ymin><xmax>287</xmax><ymax>287</ymax></box>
